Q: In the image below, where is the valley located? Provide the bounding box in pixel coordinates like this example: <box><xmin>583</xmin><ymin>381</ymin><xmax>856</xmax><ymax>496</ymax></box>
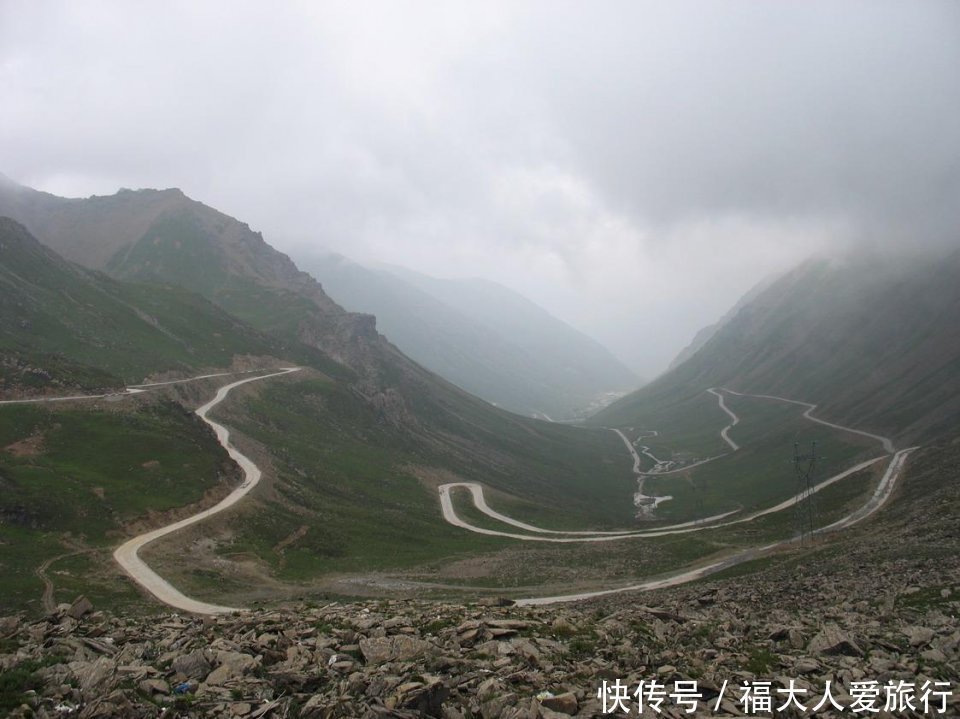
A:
<box><xmin>0</xmin><ymin>180</ymin><xmax>956</xmax><ymax>619</ymax></box>
<box><xmin>0</xmin><ymin>363</ymin><xmax>911</xmax><ymax>617</ymax></box>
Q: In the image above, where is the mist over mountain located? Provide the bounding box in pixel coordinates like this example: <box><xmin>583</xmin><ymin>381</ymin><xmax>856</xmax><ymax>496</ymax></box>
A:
<box><xmin>595</xmin><ymin>248</ymin><xmax>960</xmax><ymax>443</ymax></box>
<box><xmin>298</xmin><ymin>252</ymin><xmax>638</xmax><ymax>418</ymax></box>
<box><xmin>665</xmin><ymin>277</ymin><xmax>776</xmax><ymax>373</ymax></box>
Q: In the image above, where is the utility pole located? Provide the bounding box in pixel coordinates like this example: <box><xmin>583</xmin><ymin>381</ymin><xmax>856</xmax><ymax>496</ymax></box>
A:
<box><xmin>793</xmin><ymin>441</ymin><xmax>822</xmax><ymax>545</ymax></box>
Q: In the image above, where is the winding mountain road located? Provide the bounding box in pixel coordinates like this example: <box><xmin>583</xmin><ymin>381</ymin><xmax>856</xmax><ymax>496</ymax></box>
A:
<box><xmin>439</xmin><ymin>386</ymin><xmax>913</xmax><ymax>604</ymax></box>
<box><xmin>0</xmin><ymin>370</ymin><xmax>256</xmax><ymax>406</ymax></box>
<box><xmin>437</xmin><ymin>453</ymin><xmax>887</xmax><ymax>544</ymax></box>
<box><xmin>707</xmin><ymin>387</ymin><xmax>741</xmax><ymax>451</ymax></box>
<box><xmin>2</xmin><ymin>367</ymin><xmax>300</xmax><ymax>614</ymax></box>
<box><xmin>722</xmin><ymin>388</ymin><xmax>895</xmax><ymax>453</ymax></box>
<box><xmin>516</xmin><ymin>447</ymin><xmax>916</xmax><ymax>605</ymax></box>
<box><xmin>113</xmin><ymin>368</ymin><xmax>300</xmax><ymax>613</ymax></box>
<box><xmin>5</xmin><ymin>369</ymin><xmax>912</xmax><ymax>610</ymax></box>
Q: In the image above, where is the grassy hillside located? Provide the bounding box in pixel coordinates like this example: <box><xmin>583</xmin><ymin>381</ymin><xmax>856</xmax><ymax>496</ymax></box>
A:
<box><xmin>0</xmin><ymin>182</ymin><xmax>667</xmax><ymax>611</ymax></box>
<box><xmin>637</xmin><ymin>392</ymin><xmax>879</xmax><ymax>522</ymax></box>
<box><xmin>0</xmin><ymin>396</ymin><xmax>236</xmax><ymax>613</ymax></box>
<box><xmin>0</xmin><ymin>181</ymin><xmax>637</xmax><ymax>514</ymax></box>
<box><xmin>0</xmin><ymin>217</ymin><xmax>331</xmax><ymax>387</ymax></box>
<box><xmin>595</xmin><ymin>251</ymin><xmax>960</xmax><ymax>444</ymax></box>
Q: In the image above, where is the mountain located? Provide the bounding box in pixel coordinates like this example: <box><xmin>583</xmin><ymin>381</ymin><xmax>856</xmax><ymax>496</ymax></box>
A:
<box><xmin>665</xmin><ymin>276</ymin><xmax>775</xmax><ymax>372</ymax></box>
<box><xmin>0</xmin><ymin>217</ymin><xmax>323</xmax><ymax>391</ymax></box>
<box><xmin>0</xmin><ymin>178</ymin><xmax>640</xmax><ymax>537</ymax></box>
<box><xmin>2</xmin><ymin>175</ymin><xmax>956</xmax><ymax>623</ymax></box>
<box><xmin>296</xmin><ymin>252</ymin><xmax>638</xmax><ymax>418</ymax></box>
<box><xmin>0</xmin><ymin>179</ymin><xmax>365</xmax><ymax>364</ymax></box>
<box><xmin>593</xmin><ymin>250</ymin><xmax>960</xmax><ymax>443</ymax></box>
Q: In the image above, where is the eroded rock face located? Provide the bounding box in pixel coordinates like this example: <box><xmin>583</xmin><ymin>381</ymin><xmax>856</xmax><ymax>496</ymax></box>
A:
<box><xmin>1</xmin><ymin>557</ymin><xmax>959</xmax><ymax>719</ymax></box>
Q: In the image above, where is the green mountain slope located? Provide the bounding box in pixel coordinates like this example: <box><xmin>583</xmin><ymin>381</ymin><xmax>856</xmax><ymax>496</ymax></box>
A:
<box><xmin>297</xmin><ymin>252</ymin><xmax>637</xmax><ymax>418</ymax></box>
<box><xmin>6</xmin><ymin>176</ymin><xmax>950</xmax><ymax>611</ymax></box>
<box><xmin>0</xmin><ymin>217</ymin><xmax>323</xmax><ymax>389</ymax></box>
<box><xmin>594</xmin><ymin>251</ymin><xmax>960</xmax><ymax>443</ymax></box>
<box><xmin>0</xmin><ymin>179</ymin><xmax>360</xmax><ymax>358</ymax></box>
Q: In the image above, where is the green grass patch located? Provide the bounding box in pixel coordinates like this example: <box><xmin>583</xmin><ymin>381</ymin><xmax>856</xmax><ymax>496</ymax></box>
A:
<box><xmin>0</xmin><ymin>399</ymin><xmax>232</xmax><ymax>613</ymax></box>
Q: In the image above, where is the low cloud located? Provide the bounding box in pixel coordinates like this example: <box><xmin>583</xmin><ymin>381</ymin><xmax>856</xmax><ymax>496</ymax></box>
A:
<box><xmin>2</xmin><ymin>1</ymin><xmax>957</xmax><ymax>375</ymax></box>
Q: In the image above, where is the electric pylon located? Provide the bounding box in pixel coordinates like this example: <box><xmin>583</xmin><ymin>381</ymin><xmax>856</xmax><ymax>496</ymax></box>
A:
<box><xmin>793</xmin><ymin>441</ymin><xmax>822</xmax><ymax>545</ymax></box>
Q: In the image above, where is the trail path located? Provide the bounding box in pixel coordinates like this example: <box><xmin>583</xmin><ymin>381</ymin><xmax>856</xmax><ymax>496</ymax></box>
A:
<box><xmin>35</xmin><ymin>549</ymin><xmax>95</xmax><ymax>613</ymax></box>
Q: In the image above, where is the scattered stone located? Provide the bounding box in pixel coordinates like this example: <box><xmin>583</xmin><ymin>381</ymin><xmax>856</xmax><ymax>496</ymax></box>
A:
<box><xmin>808</xmin><ymin>625</ymin><xmax>863</xmax><ymax>657</ymax></box>
<box><xmin>3</xmin><ymin>550</ymin><xmax>957</xmax><ymax>719</ymax></box>
<box><xmin>539</xmin><ymin>691</ymin><xmax>577</xmax><ymax>715</ymax></box>
<box><xmin>67</xmin><ymin>595</ymin><xmax>93</xmax><ymax>620</ymax></box>
<box><xmin>171</xmin><ymin>649</ymin><xmax>213</xmax><ymax>679</ymax></box>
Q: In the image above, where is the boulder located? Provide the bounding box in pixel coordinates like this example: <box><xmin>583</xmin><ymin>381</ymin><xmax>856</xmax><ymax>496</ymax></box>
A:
<box><xmin>359</xmin><ymin>635</ymin><xmax>436</xmax><ymax>664</ymax></box>
<box><xmin>67</xmin><ymin>596</ymin><xmax>93</xmax><ymax>620</ymax></box>
<box><xmin>171</xmin><ymin>649</ymin><xmax>213</xmax><ymax>679</ymax></box>
<box><xmin>539</xmin><ymin>691</ymin><xmax>578</xmax><ymax>715</ymax></box>
<box><xmin>205</xmin><ymin>650</ymin><xmax>259</xmax><ymax>685</ymax></box>
<box><xmin>808</xmin><ymin>625</ymin><xmax>863</xmax><ymax>657</ymax></box>
<box><xmin>906</xmin><ymin>626</ymin><xmax>935</xmax><ymax>647</ymax></box>
<box><xmin>400</xmin><ymin>681</ymin><xmax>450</xmax><ymax>717</ymax></box>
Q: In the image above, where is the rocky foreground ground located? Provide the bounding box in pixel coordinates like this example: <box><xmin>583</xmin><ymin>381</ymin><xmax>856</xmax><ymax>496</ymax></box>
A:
<box><xmin>2</xmin><ymin>547</ymin><xmax>958</xmax><ymax>719</ymax></box>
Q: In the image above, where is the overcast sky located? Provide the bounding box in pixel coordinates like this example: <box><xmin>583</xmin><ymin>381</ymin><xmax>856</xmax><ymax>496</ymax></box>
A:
<box><xmin>2</xmin><ymin>1</ymin><xmax>959</xmax><ymax>377</ymax></box>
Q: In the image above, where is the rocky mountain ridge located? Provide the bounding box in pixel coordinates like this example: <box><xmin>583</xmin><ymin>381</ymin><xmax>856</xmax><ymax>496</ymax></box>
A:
<box><xmin>0</xmin><ymin>178</ymin><xmax>370</xmax><ymax>371</ymax></box>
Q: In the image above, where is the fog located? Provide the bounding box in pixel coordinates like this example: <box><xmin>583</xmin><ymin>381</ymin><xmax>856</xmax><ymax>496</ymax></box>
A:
<box><xmin>2</xmin><ymin>1</ymin><xmax>958</xmax><ymax>376</ymax></box>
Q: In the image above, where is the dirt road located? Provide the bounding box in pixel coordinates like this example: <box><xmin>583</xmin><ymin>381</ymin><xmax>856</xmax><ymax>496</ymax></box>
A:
<box><xmin>112</xmin><ymin>368</ymin><xmax>300</xmax><ymax>614</ymax></box>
